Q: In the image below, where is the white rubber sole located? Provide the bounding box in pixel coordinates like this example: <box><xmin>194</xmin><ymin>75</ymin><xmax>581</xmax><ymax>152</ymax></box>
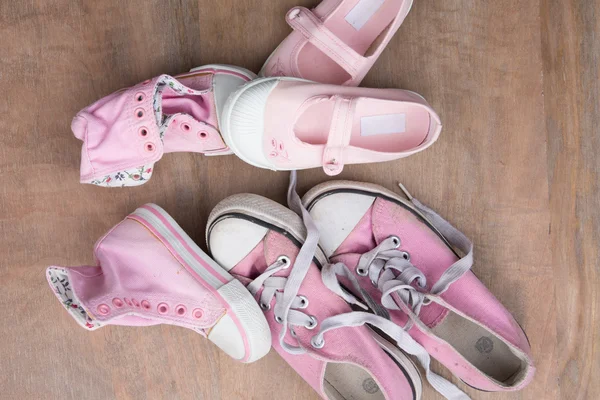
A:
<box><xmin>129</xmin><ymin>204</ymin><xmax>271</xmax><ymax>363</ymax></box>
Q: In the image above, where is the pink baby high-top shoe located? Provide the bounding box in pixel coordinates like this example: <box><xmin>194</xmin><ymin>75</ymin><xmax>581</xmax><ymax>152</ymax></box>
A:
<box><xmin>206</xmin><ymin>186</ymin><xmax>425</xmax><ymax>400</ymax></box>
<box><xmin>47</xmin><ymin>203</ymin><xmax>271</xmax><ymax>363</ymax></box>
<box><xmin>222</xmin><ymin>77</ymin><xmax>441</xmax><ymax>175</ymax></box>
<box><xmin>72</xmin><ymin>64</ymin><xmax>255</xmax><ymax>187</ymax></box>
<box><xmin>260</xmin><ymin>0</ymin><xmax>414</xmax><ymax>86</ymax></box>
<box><xmin>302</xmin><ymin>180</ymin><xmax>536</xmax><ymax>393</ymax></box>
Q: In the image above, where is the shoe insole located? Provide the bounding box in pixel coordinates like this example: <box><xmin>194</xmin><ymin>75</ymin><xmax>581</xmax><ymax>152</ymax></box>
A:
<box><xmin>431</xmin><ymin>312</ymin><xmax>524</xmax><ymax>383</ymax></box>
<box><xmin>294</xmin><ymin>97</ymin><xmax>430</xmax><ymax>152</ymax></box>
<box><xmin>323</xmin><ymin>362</ymin><xmax>386</xmax><ymax>400</ymax></box>
<box><xmin>297</xmin><ymin>0</ymin><xmax>406</xmax><ymax>84</ymax></box>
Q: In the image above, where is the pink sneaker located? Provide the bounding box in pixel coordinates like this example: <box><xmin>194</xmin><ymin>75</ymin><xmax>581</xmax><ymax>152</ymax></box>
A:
<box><xmin>221</xmin><ymin>77</ymin><xmax>441</xmax><ymax>175</ymax></box>
<box><xmin>47</xmin><ymin>203</ymin><xmax>271</xmax><ymax>363</ymax></box>
<box><xmin>302</xmin><ymin>180</ymin><xmax>536</xmax><ymax>393</ymax></box>
<box><xmin>206</xmin><ymin>186</ymin><xmax>424</xmax><ymax>399</ymax></box>
<box><xmin>72</xmin><ymin>64</ymin><xmax>255</xmax><ymax>187</ymax></box>
<box><xmin>260</xmin><ymin>0</ymin><xmax>414</xmax><ymax>86</ymax></box>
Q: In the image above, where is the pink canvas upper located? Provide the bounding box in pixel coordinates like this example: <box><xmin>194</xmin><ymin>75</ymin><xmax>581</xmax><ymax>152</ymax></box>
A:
<box><xmin>228</xmin><ymin>230</ymin><xmax>416</xmax><ymax>399</ymax></box>
<box><xmin>326</xmin><ymin>196</ymin><xmax>535</xmax><ymax>391</ymax></box>
<box><xmin>47</xmin><ymin>215</ymin><xmax>226</xmax><ymax>333</ymax></box>
<box><xmin>72</xmin><ymin>69</ymin><xmax>242</xmax><ymax>187</ymax></box>
<box><xmin>261</xmin><ymin>0</ymin><xmax>413</xmax><ymax>86</ymax></box>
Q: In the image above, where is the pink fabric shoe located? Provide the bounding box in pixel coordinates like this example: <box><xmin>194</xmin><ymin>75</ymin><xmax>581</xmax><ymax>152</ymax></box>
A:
<box><xmin>222</xmin><ymin>77</ymin><xmax>441</xmax><ymax>175</ymax></box>
<box><xmin>47</xmin><ymin>203</ymin><xmax>271</xmax><ymax>363</ymax></box>
<box><xmin>302</xmin><ymin>180</ymin><xmax>536</xmax><ymax>393</ymax></box>
<box><xmin>206</xmin><ymin>188</ymin><xmax>423</xmax><ymax>399</ymax></box>
<box><xmin>260</xmin><ymin>0</ymin><xmax>414</xmax><ymax>86</ymax></box>
<box><xmin>72</xmin><ymin>64</ymin><xmax>255</xmax><ymax>187</ymax></box>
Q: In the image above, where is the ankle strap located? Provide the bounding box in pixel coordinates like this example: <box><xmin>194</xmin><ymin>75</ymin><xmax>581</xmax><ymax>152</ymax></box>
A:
<box><xmin>286</xmin><ymin>7</ymin><xmax>367</xmax><ymax>79</ymax></box>
<box><xmin>322</xmin><ymin>96</ymin><xmax>356</xmax><ymax>175</ymax></box>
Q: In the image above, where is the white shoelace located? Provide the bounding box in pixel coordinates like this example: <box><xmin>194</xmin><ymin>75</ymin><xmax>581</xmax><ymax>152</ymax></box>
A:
<box><xmin>247</xmin><ymin>173</ymin><xmax>471</xmax><ymax>399</ymax></box>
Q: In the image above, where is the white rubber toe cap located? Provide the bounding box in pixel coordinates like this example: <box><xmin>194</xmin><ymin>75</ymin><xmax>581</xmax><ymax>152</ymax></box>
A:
<box><xmin>221</xmin><ymin>78</ymin><xmax>280</xmax><ymax>170</ymax></box>
<box><xmin>308</xmin><ymin>192</ymin><xmax>375</xmax><ymax>257</ymax></box>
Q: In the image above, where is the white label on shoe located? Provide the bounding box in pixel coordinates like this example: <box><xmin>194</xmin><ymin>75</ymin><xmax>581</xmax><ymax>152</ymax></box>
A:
<box><xmin>360</xmin><ymin>114</ymin><xmax>406</xmax><ymax>136</ymax></box>
<box><xmin>345</xmin><ymin>0</ymin><xmax>386</xmax><ymax>30</ymax></box>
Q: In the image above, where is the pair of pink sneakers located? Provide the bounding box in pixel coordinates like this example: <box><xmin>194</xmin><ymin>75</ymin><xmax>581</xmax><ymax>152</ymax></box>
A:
<box><xmin>71</xmin><ymin>0</ymin><xmax>440</xmax><ymax>184</ymax></box>
<box><xmin>206</xmin><ymin>175</ymin><xmax>535</xmax><ymax>399</ymax></box>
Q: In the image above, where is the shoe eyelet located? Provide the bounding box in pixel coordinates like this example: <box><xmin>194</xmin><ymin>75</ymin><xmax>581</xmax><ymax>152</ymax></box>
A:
<box><xmin>138</xmin><ymin>127</ymin><xmax>149</xmax><ymax>137</ymax></box>
<box><xmin>144</xmin><ymin>142</ymin><xmax>156</xmax><ymax>152</ymax></box>
<box><xmin>298</xmin><ymin>295</ymin><xmax>309</xmax><ymax>308</ymax></box>
<box><xmin>157</xmin><ymin>303</ymin><xmax>169</xmax><ymax>314</ymax></box>
<box><xmin>192</xmin><ymin>308</ymin><xmax>203</xmax><ymax>319</ymax></box>
<box><xmin>260</xmin><ymin>302</ymin><xmax>271</xmax><ymax>311</ymax></box>
<box><xmin>390</xmin><ymin>235</ymin><xmax>401</xmax><ymax>248</ymax></box>
<box><xmin>311</xmin><ymin>336</ymin><xmax>325</xmax><ymax>349</ymax></box>
<box><xmin>278</xmin><ymin>255</ymin><xmax>291</xmax><ymax>269</ymax></box>
<box><xmin>198</xmin><ymin>131</ymin><xmax>208</xmax><ymax>139</ymax></box>
<box><xmin>135</xmin><ymin>108</ymin><xmax>145</xmax><ymax>119</ymax></box>
<box><xmin>305</xmin><ymin>316</ymin><xmax>318</xmax><ymax>330</ymax></box>
<box><xmin>182</xmin><ymin>123</ymin><xmax>191</xmax><ymax>132</ymax></box>
<box><xmin>112</xmin><ymin>298</ymin><xmax>124</xmax><ymax>308</ymax></box>
<box><xmin>124</xmin><ymin>298</ymin><xmax>132</xmax><ymax>306</ymax></box>
<box><xmin>175</xmin><ymin>305</ymin><xmax>187</xmax><ymax>316</ymax></box>
<box><xmin>135</xmin><ymin>92</ymin><xmax>145</xmax><ymax>102</ymax></box>
<box><xmin>141</xmin><ymin>300</ymin><xmax>151</xmax><ymax>310</ymax></box>
<box><xmin>97</xmin><ymin>304</ymin><xmax>110</xmax><ymax>315</ymax></box>
<box><xmin>401</xmin><ymin>251</ymin><xmax>410</xmax><ymax>261</ymax></box>
<box><xmin>131</xmin><ymin>299</ymin><xmax>140</xmax><ymax>308</ymax></box>
<box><xmin>275</xmin><ymin>315</ymin><xmax>283</xmax><ymax>324</ymax></box>
<box><xmin>356</xmin><ymin>266</ymin><xmax>368</xmax><ymax>276</ymax></box>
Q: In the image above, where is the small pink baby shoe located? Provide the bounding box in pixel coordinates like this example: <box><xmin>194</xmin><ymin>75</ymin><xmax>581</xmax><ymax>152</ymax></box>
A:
<box><xmin>260</xmin><ymin>0</ymin><xmax>413</xmax><ymax>86</ymax></box>
<box><xmin>207</xmin><ymin>187</ymin><xmax>424</xmax><ymax>399</ymax></box>
<box><xmin>72</xmin><ymin>64</ymin><xmax>255</xmax><ymax>187</ymax></box>
<box><xmin>303</xmin><ymin>180</ymin><xmax>536</xmax><ymax>393</ymax></box>
<box><xmin>222</xmin><ymin>77</ymin><xmax>441</xmax><ymax>175</ymax></box>
<box><xmin>47</xmin><ymin>203</ymin><xmax>271</xmax><ymax>363</ymax></box>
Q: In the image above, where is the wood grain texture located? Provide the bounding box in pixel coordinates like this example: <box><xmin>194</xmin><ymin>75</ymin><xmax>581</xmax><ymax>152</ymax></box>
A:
<box><xmin>0</xmin><ymin>0</ymin><xmax>597</xmax><ymax>399</ymax></box>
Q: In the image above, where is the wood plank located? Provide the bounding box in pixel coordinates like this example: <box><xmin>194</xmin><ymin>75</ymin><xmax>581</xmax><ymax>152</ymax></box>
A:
<box><xmin>541</xmin><ymin>0</ymin><xmax>600</xmax><ymax>399</ymax></box>
<box><xmin>0</xmin><ymin>0</ymin><xmax>589</xmax><ymax>398</ymax></box>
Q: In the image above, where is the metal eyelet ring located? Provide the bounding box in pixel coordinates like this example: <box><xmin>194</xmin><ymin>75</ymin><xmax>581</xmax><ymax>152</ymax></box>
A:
<box><xmin>275</xmin><ymin>315</ymin><xmax>283</xmax><ymax>324</ymax></box>
<box><xmin>290</xmin><ymin>328</ymin><xmax>297</xmax><ymax>338</ymax></box>
<box><xmin>298</xmin><ymin>295</ymin><xmax>309</xmax><ymax>308</ymax></box>
<box><xmin>305</xmin><ymin>316</ymin><xmax>318</xmax><ymax>330</ymax></box>
<box><xmin>135</xmin><ymin>92</ymin><xmax>145</xmax><ymax>102</ymax></box>
<box><xmin>260</xmin><ymin>302</ymin><xmax>271</xmax><ymax>311</ymax></box>
<box><xmin>311</xmin><ymin>336</ymin><xmax>325</xmax><ymax>349</ymax></box>
<box><xmin>356</xmin><ymin>267</ymin><xmax>368</xmax><ymax>276</ymax></box>
<box><xmin>135</xmin><ymin>108</ymin><xmax>145</xmax><ymax>119</ymax></box>
<box><xmin>401</xmin><ymin>251</ymin><xmax>410</xmax><ymax>261</ymax></box>
<box><xmin>277</xmin><ymin>255</ymin><xmax>291</xmax><ymax>268</ymax></box>
<box><xmin>390</xmin><ymin>235</ymin><xmax>401</xmax><ymax>248</ymax></box>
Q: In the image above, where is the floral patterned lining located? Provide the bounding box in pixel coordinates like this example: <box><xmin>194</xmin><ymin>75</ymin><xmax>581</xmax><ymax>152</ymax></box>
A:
<box><xmin>48</xmin><ymin>268</ymin><xmax>102</xmax><ymax>330</ymax></box>
<box><xmin>89</xmin><ymin>164</ymin><xmax>154</xmax><ymax>187</ymax></box>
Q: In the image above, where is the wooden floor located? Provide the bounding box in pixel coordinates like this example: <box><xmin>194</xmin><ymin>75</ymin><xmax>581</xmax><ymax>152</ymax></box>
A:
<box><xmin>1</xmin><ymin>0</ymin><xmax>598</xmax><ymax>399</ymax></box>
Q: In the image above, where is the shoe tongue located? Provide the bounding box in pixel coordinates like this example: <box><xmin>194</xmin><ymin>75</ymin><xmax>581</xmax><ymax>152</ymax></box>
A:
<box><xmin>152</xmin><ymin>75</ymin><xmax>228</xmax><ymax>154</ymax></box>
